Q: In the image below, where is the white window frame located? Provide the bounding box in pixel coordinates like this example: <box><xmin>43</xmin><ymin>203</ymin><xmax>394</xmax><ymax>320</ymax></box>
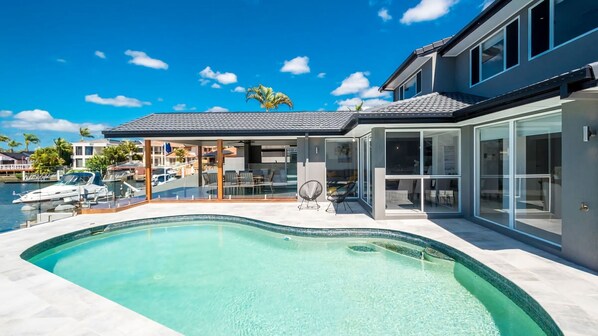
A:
<box><xmin>359</xmin><ymin>134</ymin><xmax>372</xmax><ymax>206</ymax></box>
<box><xmin>528</xmin><ymin>0</ymin><xmax>598</xmax><ymax>60</ymax></box>
<box><xmin>473</xmin><ymin>110</ymin><xmax>562</xmax><ymax>247</ymax></box>
<box><xmin>384</xmin><ymin>129</ymin><xmax>461</xmax><ymax>214</ymax></box>
<box><xmin>398</xmin><ymin>70</ymin><xmax>422</xmax><ymax>101</ymax></box>
<box><xmin>470</xmin><ymin>17</ymin><xmax>520</xmax><ymax>87</ymax></box>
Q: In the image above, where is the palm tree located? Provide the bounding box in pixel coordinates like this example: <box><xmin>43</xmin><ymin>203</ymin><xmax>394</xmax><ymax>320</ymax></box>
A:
<box><xmin>79</xmin><ymin>127</ymin><xmax>94</xmax><ymax>141</ymax></box>
<box><xmin>246</xmin><ymin>84</ymin><xmax>293</xmax><ymax>112</ymax></box>
<box><xmin>0</xmin><ymin>135</ymin><xmax>9</xmax><ymax>150</ymax></box>
<box><xmin>7</xmin><ymin>140</ymin><xmax>22</xmax><ymax>153</ymax></box>
<box><xmin>23</xmin><ymin>133</ymin><xmax>40</xmax><ymax>152</ymax></box>
<box><xmin>54</xmin><ymin>137</ymin><xmax>73</xmax><ymax>166</ymax></box>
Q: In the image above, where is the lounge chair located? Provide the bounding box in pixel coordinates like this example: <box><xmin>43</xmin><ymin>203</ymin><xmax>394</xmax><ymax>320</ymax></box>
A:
<box><xmin>298</xmin><ymin>180</ymin><xmax>323</xmax><ymax>210</ymax></box>
<box><xmin>326</xmin><ymin>182</ymin><xmax>356</xmax><ymax>214</ymax></box>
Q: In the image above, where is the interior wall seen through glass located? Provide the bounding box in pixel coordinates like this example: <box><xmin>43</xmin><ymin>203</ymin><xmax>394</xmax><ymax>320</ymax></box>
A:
<box><xmin>478</xmin><ymin>123</ymin><xmax>511</xmax><ymax>226</ymax></box>
<box><xmin>326</xmin><ymin>139</ymin><xmax>358</xmax><ymax>197</ymax></box>
<box><xmin>423</xmin><ymin>130</ymin><xmax>459</xmax><ymax>175</ymax></box>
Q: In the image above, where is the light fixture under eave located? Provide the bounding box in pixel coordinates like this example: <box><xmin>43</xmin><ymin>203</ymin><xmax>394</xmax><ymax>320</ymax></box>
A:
<box><xmin>583</xmin><ymin>126</ymin><xmax>595</xmax><ymax>142</ymax></box>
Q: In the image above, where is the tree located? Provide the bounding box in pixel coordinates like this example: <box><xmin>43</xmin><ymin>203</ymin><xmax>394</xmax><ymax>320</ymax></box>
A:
<box><xmin>79</xmin><ymin>127</ymin><xmax>94</xmax><ymax>141</ymax></box>
<box><xmin>23</xmin><ymin>133</ymin><xmax>40</xmax><ymax>152</ymax></box>
<box><xmin>246</xmin><ymin>84</ymin><xmax>293</xmax><ymax>112</ymax></box>
<box><xmin>121</xmin><ymin>141</ymin><xmax>141</xmax><ymax>161</ymax></box>
<box><xmin>347</xmin><ymin>101</ymin><xmax>364</xmax><ymax>111</ymax></box>
<box><xmin>0</xmin><ymin>135</ymin><xmax>9</xmax><ymax>151</ymax></box>
<box><xmin>30</xmin><ymin>147</ymin><xmax>64</xmax><ymax>174</ymax></box>
<box><xmin>7</xmin><ymin>140</ymin><xmax>22</xmax><ymax>153</ymax></box>
<box><xmin>174</xmin><ymin>148</ymin><xmax>186</xmax><ymax>163</ymax></box>
<box><xmin>102</xmin><ymin>145</ymin><xmax>128</xmax><ymax>164</ymax></box>
<box><xmin>53</xmin><ymin>137</ymin><xmax>73</xmax><ymax>166</ymax></box>
<box><xmin>86</xmin><ymin>154</ymin><xmax>110</xmax><ymax>175</ymax></box>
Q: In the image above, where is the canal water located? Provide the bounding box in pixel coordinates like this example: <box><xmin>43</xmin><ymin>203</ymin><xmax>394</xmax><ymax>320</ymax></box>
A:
<box><xmin>0</xmin><ymin>181</ymin><xmax>145</xmax><ymax>233</ymax></box>
<box><xmin>0</xmin><ymin>182</ymin><xmax>40</xmax><ymax>232</ymax></box>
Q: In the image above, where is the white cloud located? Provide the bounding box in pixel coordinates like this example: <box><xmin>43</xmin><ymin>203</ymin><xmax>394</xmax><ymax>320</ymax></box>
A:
<box><xmin>199</xmin><ymin>66</ymin><xmax>238</xmax><ymax>85</ymax></box>
<box><xmin>280</xmin><ymin>56</ymin><xmax>310</xmax><ymax>75</ymax></box>
<box><xmin>85</xmin><ymin>94</ymin><xmax>150</xmax><ymax>107</ymax></box>
<box><xmin>317</xmin><ymin>72</ymin><xmax>326</xmax><ymax>78</ymax></box>
<box><xmin>331</xmin><ymin>72</ymin><xmax>370</xmax><ymax>96</ymax></box>
<box><xmin>0</xmin><ymin>110</ymin><xmax>12</xmax><ymax>117</ymax></box>
<box><xmin>173</xmin><ymin>104</ymin><xmax>196</xmax><ymax>111</ymax></box>
<box><xmin>400</xmin><ymin>0</ymin><xmax>457</xmax><ymax>25</ymax></box>
<box><xmin>211</xmin><ymin>83</ymin><xmax>221</xmax><ymax>89</ymax></box>
<box><xmin>232</xmin><ymin>86</ymin><xmax>246</xmax><ymax>93</ymax></box>
<box><xmin>124</xmin><ymin>50</ymin><xmax>168</xmax><ymax>70</ymax></box>
<box><xmin>4</xmin><ymin>109</ymin><xmax>108</xmax><ymax>133</ymax></box>
<box><xmin>206</xmin><ymin>106</ymin><xmax>229</xmax><ymax>112</ymax></box>
<box><xmin>481</xmin><ymin>0</ymin><xmax>494</xmax><ymax>10</ymax></box>
<box><xmin>199</xmin><ymin>78</ymin><xmax>210</xmax><ymax>86</ymax></box>
<box><xmin>378</xmin><ymin>8</ymin><xmax>393</xmax><ymax>22</ymax></box>
<box><xmin>56</xmin><ymin>58</ymin><xmax>67</xmax><ymax>63</ymax></box>
<box><xmin>95</xmin><ymin>50</ymin><xmax>106</xmax><ymax>59</ymax></box>
<box><xmin>157</xmin><ymin>97</ymin><xmax>164</xmax><ymax>102</ymax></box>
<box><xmin>360</xmin><ymin>86</ymin><xmax>391</xmax><ymax>99</ymax></box>
<box><xmin>336</xmin><ymin>98</ymin><xmax>390</xmax><ymax>111</ymax></box>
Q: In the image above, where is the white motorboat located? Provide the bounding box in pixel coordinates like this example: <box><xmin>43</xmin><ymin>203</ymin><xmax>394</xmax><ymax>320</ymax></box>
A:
<box><xmin>13</xmin><ymin>171</ymin><xmax>111</xmax><ymax>205</ymax></box>
<box><xmin>151</xmin><ymin>173</ymin><xmax>177</xmax><ymax>187</ymax></box>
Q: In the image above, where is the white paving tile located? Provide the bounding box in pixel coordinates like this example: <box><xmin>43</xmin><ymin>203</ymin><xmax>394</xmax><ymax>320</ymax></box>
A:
<box><xmin>0</xmin><ymin>202</ymin><xmax>596</xmax><ymax>335</ymax></box>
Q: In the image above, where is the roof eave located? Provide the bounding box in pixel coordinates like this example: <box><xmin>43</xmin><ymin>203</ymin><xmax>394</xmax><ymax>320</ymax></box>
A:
<box><xmin>439</xmin><ymin>0</ymin><xmax>511</xmax><ymax>56</ymax></box>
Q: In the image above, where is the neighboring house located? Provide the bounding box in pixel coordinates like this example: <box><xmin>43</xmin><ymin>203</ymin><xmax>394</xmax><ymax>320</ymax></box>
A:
<box><xmin>71</xmin><ymin>139</ymin><xmax>122</xmax><ymax>169</ymax></box>
<box><xmin>103</xmin><ymin>0</ymin><xmax>598</xmax><ymax>271</ymax></box>
<box><xmin>0</xmin><ymin>152</ymin><xmax>32</xmax><ymax>165</ymax></box>
<box><xmin>71</xmin><ymin>139</ymin><xmax>189</xmax><ymax>169</ymax></box>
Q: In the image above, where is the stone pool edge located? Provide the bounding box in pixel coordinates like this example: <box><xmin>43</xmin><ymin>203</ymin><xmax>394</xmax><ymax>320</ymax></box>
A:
<box><xmin>21</xmin><ymin>214</ymin><xmax>563</xmax><ymax>336</ymax></box>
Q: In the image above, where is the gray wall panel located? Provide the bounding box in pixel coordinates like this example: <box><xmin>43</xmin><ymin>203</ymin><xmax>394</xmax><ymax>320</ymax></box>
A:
<box><xmin>561</xmin><ymin>99</ymin><xmax>598</xmax><ymax>270</ymax></box>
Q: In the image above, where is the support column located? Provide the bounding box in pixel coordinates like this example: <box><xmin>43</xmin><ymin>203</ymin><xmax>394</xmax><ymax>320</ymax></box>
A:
<box><xmin>216</xmin><ymin>139</ymin><xmax>224</xmax><ymax>200</ymax></box>
<box><xmin>144</xmin><ymin>140</ymin><xmax>152</xmax><ymax>200</ymax></box>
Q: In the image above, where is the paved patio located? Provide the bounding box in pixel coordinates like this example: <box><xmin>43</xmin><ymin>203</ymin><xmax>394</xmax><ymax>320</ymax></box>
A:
<box><xmin>0</xmin><ymin>202</ymin><xmax>596</xmax><ymax>335</ymax></box>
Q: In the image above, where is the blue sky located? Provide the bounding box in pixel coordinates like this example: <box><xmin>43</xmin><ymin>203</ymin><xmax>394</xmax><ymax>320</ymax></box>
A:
<box><xmin>0</xmin><ymin>0</ymin><xmax>492</xmax><ymax>146</ymax></box>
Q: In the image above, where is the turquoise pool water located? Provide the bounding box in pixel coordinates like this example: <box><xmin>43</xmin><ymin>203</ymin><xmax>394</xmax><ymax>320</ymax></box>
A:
<box><xmin>30</xmin><ymin>221</ymin><xmax>546</xmax><ymax>335</ymax></box>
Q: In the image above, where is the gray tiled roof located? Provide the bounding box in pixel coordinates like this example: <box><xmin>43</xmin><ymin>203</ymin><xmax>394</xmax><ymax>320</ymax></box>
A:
<box><xmin>104</xmin><ymin>111</ymin><xmax>356</xmax><ymax>137</ymax></box>
<box><xmin>365</xmin><ymin>92</ymin><xmax>487</xmax><ymax>115</ymax></box>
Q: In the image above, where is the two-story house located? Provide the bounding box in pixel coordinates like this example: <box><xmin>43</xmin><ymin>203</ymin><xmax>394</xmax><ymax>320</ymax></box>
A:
<box><xmin>103</xmin><ymin>0</ymin><xmax>598</xmax><ymax>270</ymax></box>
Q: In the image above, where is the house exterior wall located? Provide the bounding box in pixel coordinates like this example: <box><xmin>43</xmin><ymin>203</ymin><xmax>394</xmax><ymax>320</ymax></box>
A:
<box><xmin>297</xmin><ymin>137</ymin><xmax>327</xmax><ymax>202</ymax></box>
<box><xmin>453</xmin><ymin>3</ymin><xmax>598</xmax><ymax>97</ymax></box>
<box><xmin>560</xmin><ymin>98</ymin><xmax>598</xmax><ymax>270</ymax></box>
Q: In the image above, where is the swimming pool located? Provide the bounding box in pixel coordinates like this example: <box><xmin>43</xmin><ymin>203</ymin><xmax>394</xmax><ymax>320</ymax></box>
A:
<box><xmin>24</xmin><ymin>215</ymin><xmax>558</xmax><ymax>335</ymax></box>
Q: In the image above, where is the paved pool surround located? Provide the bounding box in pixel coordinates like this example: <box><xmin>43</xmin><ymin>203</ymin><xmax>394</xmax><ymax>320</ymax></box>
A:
<box><xmin>1</xmin><ymin>203</ymin><xmax>597</xmax><ymax>336</ymax></box>
<box><xmin>22</xmin><ymin>214</ymin><xmax>561</xmax><ymax>336</ymax></box>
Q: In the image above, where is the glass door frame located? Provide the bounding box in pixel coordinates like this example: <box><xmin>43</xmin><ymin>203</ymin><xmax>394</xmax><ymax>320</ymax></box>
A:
<box><xmin>359</xmin><ymin>133</ymin><xmax>372</xmax><ymax>206</ymax></box>
<box><xmin>324</xmin><ymin>137</ymin><xmax>360</xmax><ymax>199</ymax></box>
<box><xmin>473</xmin><ymin>110</ymin><xmax>562</xmax><ymax>247</ymax></box>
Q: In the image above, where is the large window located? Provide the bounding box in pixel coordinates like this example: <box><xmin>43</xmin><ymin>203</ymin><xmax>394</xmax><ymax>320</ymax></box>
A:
<box><xmin>326</xmin><ymin>139</ymin><xmax>358</xmax><ymax>198</ymax></box>
<box><xmin>471</xmin><ymin>18</ymin><xmax>519</xmax><ymax>85</ymax></box>
<box><xmin>475</xmin><ymin>113</ymin><xmax>562</xmax><ymax>245</ymax></box>
<box><xmin>397</xmin><ymin>71</ymin><xmax>422</xmax><ymax>100</ymax></box>
<box><xmin>529</xmin><ymin>0</ymin><xmax>598</xmax><ymax>58</ymax></box>
<box><xmin>386</xmin><ymin>130</ymin><xmax>460</xmax><ymax>213</ymax></box>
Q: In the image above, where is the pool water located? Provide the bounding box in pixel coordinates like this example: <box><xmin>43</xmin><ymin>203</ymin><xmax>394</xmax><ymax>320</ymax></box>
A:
<box><xmin>30</xmin><ymin>222</ymin><xmax>546</xmax><ymax>335</ymax></box>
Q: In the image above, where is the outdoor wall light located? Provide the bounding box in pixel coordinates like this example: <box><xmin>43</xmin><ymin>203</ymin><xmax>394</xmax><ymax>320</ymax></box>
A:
<box><xmin>315</xmin><ymin>146</ymin><xmax>319</xmax><ymax>154</ymax></box>
<box><xmin>583</xmin><ymin>126</ymin><xmax>595</xmax><ymax>142</ymax></box>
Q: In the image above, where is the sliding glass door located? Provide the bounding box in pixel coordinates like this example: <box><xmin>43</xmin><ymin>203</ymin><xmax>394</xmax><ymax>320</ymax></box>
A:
<box><xmin>325</xmin><ymin>139</ymin><xmax>358</xmax><ymax>197</ymax></box>
<box><xmin>475</xmin><ymin>113</ymin><xmax>562</xmax><ymax>245</ymax></box>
